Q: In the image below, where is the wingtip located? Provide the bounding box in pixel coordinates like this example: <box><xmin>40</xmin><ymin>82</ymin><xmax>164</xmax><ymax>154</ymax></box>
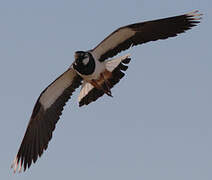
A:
<box><xmin>186</xmin><ymin>10</ymin><xmax>203</xmax><ymax>18</ymax></box>
<box><xmin>11</xmin><ymin>157</ymin><xmax>18</xmax><ymax>173</ymax></box>
<box><xmin>11</xmin><ymin>156</ymin><xmax>23</xmax><ymax>173</ymax></box>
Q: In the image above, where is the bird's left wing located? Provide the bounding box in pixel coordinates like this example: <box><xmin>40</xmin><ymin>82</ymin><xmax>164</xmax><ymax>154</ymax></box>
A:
<box><xmin>11</xmin><ymin>67</ymin><xmax>82</xmax><ymax>172</ymax></box>
<box><xmin>91</xmin><ymin>11</ymin><xmax>202</xmax><ymax>62</ymax></box>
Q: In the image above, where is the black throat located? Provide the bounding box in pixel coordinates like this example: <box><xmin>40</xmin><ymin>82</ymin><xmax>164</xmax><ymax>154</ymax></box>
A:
<box><xmin>73</xmin><ymin>52</ymin><xmax>95</xmax><ymax>76</ymax></box>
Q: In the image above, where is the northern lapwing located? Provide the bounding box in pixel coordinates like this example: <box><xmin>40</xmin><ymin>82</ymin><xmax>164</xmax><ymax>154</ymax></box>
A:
<box><xmin>11</xmin><ymin>11</ymin><xmax>202</xmax><ymax>172</ymax></box>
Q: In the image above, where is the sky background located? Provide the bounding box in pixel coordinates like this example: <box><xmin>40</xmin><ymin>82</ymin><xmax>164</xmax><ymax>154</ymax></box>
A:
<box><xmin>0</xmin><ymin>0</ymin><xmax>211</xmax><ymax>180</ymax></box>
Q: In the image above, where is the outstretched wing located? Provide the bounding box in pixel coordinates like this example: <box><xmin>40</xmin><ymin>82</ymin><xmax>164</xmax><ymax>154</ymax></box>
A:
<box><xmin>11</xmin><ymin>67</ymin><xmax>82</xmax><ymax>172</ymax></box>
<box><xmin>92</xmin><ymin>11</ymin><xmax>202</xmax><ymax>62</ymax></box>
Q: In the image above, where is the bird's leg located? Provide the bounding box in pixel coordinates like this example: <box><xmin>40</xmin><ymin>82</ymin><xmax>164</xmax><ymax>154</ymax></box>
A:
<box><xmin>90</xmin><ymin>80</ymin><xmax>108</xmax><ymax>95</ymax></box>
<box><xmin>91</xmin><ymin>76</ymin><xmax>112</xmax><ymax>97</ymax></box>
<box><xmin>100</xmin><ymin>73</ymin><xmax>113</xmax><ymax>97</ymax></box>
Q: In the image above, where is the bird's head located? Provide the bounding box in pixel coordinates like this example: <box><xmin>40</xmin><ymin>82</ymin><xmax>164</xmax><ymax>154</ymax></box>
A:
<box><xmin>73</xmin><ymin>51</ymin><xmax>95</xmax><ymax>75</ymax></box>
<box><xmin>74</xmin><ymin>51</ymin><xmax>90</xmax><ymax>67</ymax></box>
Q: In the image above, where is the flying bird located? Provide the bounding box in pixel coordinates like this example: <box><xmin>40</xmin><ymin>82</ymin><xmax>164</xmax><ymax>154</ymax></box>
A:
<box><xmin>11</xmin><ymin>10</ymin><xmax>202</xmax><ymax>172</ymax></box>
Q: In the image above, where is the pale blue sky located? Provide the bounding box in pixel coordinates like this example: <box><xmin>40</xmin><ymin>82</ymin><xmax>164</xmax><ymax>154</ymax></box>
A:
<box><xmin>0</xmin><ymin>0</ymin><xmax>211</xmax><ymax>180</ymax></box>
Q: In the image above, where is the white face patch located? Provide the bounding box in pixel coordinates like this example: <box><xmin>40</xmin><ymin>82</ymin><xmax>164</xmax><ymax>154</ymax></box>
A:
<box><xmin>82</xmin><ymin>57</ymin><xmax>89</xmax><ymax>65</ymax></box>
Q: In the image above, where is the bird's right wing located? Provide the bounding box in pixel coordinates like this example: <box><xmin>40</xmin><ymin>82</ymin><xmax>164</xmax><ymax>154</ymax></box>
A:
<box><xmin>92</xmin><ymin>11</ymin><xmax>202</xmax><ymax>62</ymax></box>
<box><xmin>11</xmin><ymin>67</ymin><xmax>82</xmax><ymax>172</ymax></box>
